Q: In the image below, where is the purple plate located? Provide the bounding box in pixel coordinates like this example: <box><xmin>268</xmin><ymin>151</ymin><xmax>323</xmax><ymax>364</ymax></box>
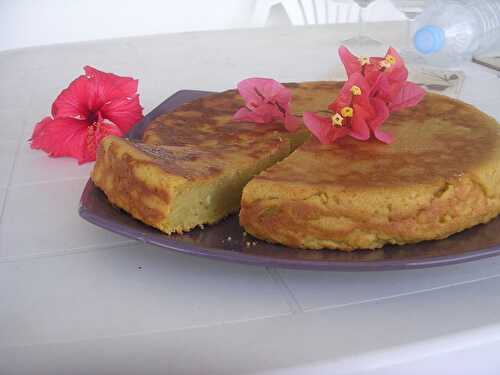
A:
<box><xmin>79</xmin><ymin>90</ymin><xmax>500</xmax><ymax>270</ymax></box>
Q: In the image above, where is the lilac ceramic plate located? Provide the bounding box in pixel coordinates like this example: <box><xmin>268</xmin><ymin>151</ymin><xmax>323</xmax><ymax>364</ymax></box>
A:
<box><xmin>79</xmin><ymin>90</ymin><xmax>500</xmax><ymax>270</ymax></box>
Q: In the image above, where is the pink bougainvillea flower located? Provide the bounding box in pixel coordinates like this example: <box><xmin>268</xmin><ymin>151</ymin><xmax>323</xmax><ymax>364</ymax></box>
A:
<box><xmin>304</xmin><ymin>45</ymin><xmax>424</xmax><ymax>146</ymax></box>
<box><xmin>30</xmin><ymin>66</ymin><xmax>143</xmax><ymax>164</ymax></box>
<box><xmin>233</xmin><ymin>77</ymin><xmax>299</xmax><ymax>132</ymax></box>
<box><xmin>327</xmin><ymin>72</ymin><xmax>373</xmax><ymax>141</ymax></box>
<box><xmin>303</xmin><ymin>73</ymin><xmax>392</xmax><ymax>144</ymax></box>
<box><xmin>338</xmin><ymin>46</ymin><xmax>425</xmax><ymax>112</ymax></box>
<box><xmin>338</xmin><ymin>46</ymin><xmax>407</xmax><ymax>86</ymax></box>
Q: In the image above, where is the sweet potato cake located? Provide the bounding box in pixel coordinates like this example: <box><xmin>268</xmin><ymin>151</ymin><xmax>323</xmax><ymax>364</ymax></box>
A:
<box><xmin>92</xmin><ymin>81</ymin><xmax>500</xmax><ymax>251</ymax></box>
<box><xmin>240</xmin><ymin>90</ymin><xmax>500</xmax><ymax>250</ymax></box>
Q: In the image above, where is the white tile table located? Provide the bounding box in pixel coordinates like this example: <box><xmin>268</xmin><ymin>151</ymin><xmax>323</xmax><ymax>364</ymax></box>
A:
<box><xmin>1</xmin><ymin>22</ymin><xmax>500</xmax><ymax>374</ymax></box>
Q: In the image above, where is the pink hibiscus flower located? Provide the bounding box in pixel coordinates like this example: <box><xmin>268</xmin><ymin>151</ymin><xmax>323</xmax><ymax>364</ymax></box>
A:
<box><xmin>30</xmin><ymin>66</ymin><xmax>143</xmax><ymax>164</ymax></box>
<box><xmin>233</xmin><ymin>77</ymin><xmax>299</xmax><ymax>132</ymax></box>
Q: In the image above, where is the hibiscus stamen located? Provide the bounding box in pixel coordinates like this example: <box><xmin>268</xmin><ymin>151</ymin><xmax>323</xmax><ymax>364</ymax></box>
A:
<box><xmin>87</xmin><ymin>111</ymin><xmax>99</xmax><ymax>124</ymax></box>
<box><xmin>350</xmin><ymin>85</ymin><xmax>362</xmax><ymax>96</ymax></box>
<box><xmin>340</xmin><ymin>106</ymin><xmax>354</xmax><ymax>118</ymax></box>
<box><xmin>331</xmin><ymin>113</ymin><xmax>344</xmax><ymax>128</ymax></box>
<box><xmin>86</xmin><ymin>124</ymin><xmax>96</xmax><ymax>150</ymax></box>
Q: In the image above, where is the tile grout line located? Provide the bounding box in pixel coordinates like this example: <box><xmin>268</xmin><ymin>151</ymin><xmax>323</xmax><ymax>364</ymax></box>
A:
<box><xmin>0</xmin><ymin>92</ymin><xmax>34</xmax><ymax>222</ymax></box>
<box><xmin>8</xmin><ymin>175</ymin><xmax>91</xmax><ymax>189</ymax></box>
<box><xmin>0</xmin><ymin>309</ymin><xmax>294</xmax><ymax>350</ymax></box>
<box><xmin>266</xmin><ymin>267</ymin><xmax>304</xmax><ymax>314</ymax></box>
<box><xmin>0</xmin><ymin>138</ymin><xmax>22</xmax><ymax>224</ymax></box>
<box><xmin>0</xmin><ymin>239</ymin><xmax>136</xmax><ymax>263</ymax></box>
<box><xmin>304</xmin><ymin>272</ymin><xmax>500</xmax><ymax>314</ymax></box>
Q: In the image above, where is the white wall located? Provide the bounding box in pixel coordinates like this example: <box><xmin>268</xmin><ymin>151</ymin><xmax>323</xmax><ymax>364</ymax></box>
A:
<box><xmin>0</xmin><ymin>0</ymin><xmax>404</xmax><ymax>52</ymax></box>
<box><xmin>0</xmin><ymin>0</ymin><xmax>256</xmax><ymax>51</ymax></box>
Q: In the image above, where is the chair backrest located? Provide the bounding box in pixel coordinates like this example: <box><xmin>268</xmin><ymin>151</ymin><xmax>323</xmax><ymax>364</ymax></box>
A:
<box><xmin>300</xmin><ymin>0</ymin><xmax>359</xmax><ymax>24</ymax></box>
<box><xmin>252</xmin><ymin>0</ymin><xmax>359</xmax><ymax>27</ymax></box>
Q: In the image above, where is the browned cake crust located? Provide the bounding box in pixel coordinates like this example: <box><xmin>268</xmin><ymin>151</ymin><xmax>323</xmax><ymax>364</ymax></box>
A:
<box><xmin>240</xmin><ymin>90</ymin><xmax>500</xmax><ymax>250</ymax></box>
<box><xmin>91</xmin><ymin>83</ymin><xmax>333</xmax><ymax>234</ymax></box>
<box><xmin>92</xmin><ymin>81</ymin><xmax>500</xmax><ymax>251</ymax></box>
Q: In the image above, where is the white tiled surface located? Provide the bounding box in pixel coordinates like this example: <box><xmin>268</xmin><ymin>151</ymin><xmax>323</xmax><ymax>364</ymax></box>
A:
<box><xmin>1</xmin><ymin>22</ymin><xmax>500</xmax><ymax>374</ymax></box>
<box><xmin>0</xmin><ymin>140</ymin><xmax>17</xmax><ymax>188</ymax></box>
<box><xmin>11</xmin><ymin>141</ymin><xmax>95</xmax><ymax>186</ymax></box>
<box><xmin>2</xmin><ymin>275</ymin><xmax>500</xmax><ymax>375</ymax></box>
<box><xmin>0</xmin><ymin>188</ymin><xmax>6</xmax><ymax>215</ymax></box>
<box><xmin>0</xmin><ymin>108</ymin><xmax>26</xmax><ymax>140</ymax></box>
<box><xmin>0</xmin><ymin>243</ymin><xmax>290</xmax><ymax>347</ymax></box>
<box><xmin>277</xmin><ymin>257</ymin><xmax>500</xmax><ymax>311</ymax></box>
<box><xmin>0</xmin><ymin>179</ymin><xmax>132</xmax><ymax>258</ymax></box>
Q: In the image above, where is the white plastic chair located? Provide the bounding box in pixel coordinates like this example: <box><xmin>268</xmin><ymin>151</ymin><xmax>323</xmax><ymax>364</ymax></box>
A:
<box><xmin>253</xmin><ymin>0</ymin><xmax>359</xmax><ymax>26</ymax></box>
<box><xmin>252</xmin><ymin>0</ymin><xmax>405</xmax><ymax>27</ymax></box>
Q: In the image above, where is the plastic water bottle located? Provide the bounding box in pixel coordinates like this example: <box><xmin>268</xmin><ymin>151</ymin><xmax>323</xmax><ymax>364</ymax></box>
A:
<box><xmin>413</xmin><ymin>0</ymin><xmax>500</xmax><ymax>66</ymax></box>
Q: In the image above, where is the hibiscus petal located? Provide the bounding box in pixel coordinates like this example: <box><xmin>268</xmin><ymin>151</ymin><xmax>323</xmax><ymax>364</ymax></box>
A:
<box><xmin>389</xmin><ymin>82</ymin><xmax>426</xmax><ymax>112</ymax></box>
<box><xmin>30</xmin><ymin>117</ymin><xmax>89</xmax><ymax>163</ymax></box>
<box><xmin>95</xmin><ymin>121</ymin><xmax>123</xmax><ymax>142</ymax></box>
<box><xmin>99</xmin><ymin>94</ymin><xmax>143</xmax><ymax>133</ymax></box>
<box><xmin>30</xmin><ymin>117</ymin><xmax>52</xmax><ymax>143</ymax></box>
<box><xmin>338</xmin><ymin>46</ymin><xmax>361</xmax><ymax>77</ymax></box>
<box><xmin>51</xmin><ymin>75</ymin><xmax>92</xmax><ymax>119</ymax></box>
<box><xmin>84</xmin><ymin>66</ymin><xmax>139</xmax><ymax>109</ymax></box>
<box><xmin>303</xmin><ymin>112</ymin><xmax>335</xmax><ymax>144</ymax></box>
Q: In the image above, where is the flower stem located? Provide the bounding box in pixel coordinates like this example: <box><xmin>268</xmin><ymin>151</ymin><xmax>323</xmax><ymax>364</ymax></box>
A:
<box><xmin>293</xmin><ymin>109</ymin><xmax>332</xmax><ymax>117</ymax></box>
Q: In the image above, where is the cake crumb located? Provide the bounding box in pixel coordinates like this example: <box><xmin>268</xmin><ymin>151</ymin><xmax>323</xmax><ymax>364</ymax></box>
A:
<box><xmin>200</xmin><ymin>224</ymin><xmax>205</xmax><ymax>230</ymax></box>
<box><xmin>243</xmin><ymin>232</ymin><xmax>247</xmax><ymax>237</ymax></box>
<box><xmin>227</xmin><ymin>236</ymin><xmax>232</xmax><ymax>241</ymax></box>
<box><xmin>245</xmin><ymin>241</ymin><xmax>251</xmax><ymax>247</ymax></box>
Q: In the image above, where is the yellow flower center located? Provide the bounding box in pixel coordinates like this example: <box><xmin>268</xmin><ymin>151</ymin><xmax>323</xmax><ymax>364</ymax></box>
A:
<box><xmin>331</xmin><ymin>113</ymin><xmax>344</xmax><ymax>127</ymax></box>
<box><xmin>379</xmin><ymin>60</ymin><xmax>391</xmax><ymax>69</ymax></box>
<box><xmin>350</xmin><ymin>85</ymin><xmax>362</xmax><ymax>96</ymax></box>
<box><xmin>358</xmin><ymin>56</ymin><xmax>371</xmax><ymax>66</ymax></box>
<box><xmin>385</xmin><ymin>54</ymin><xmax>396</xmax><ymax>64</ymax></box>
<box><xmin>340</xmin><ymin>106</ymin><xmax>353</xmax><ymax>117</ymax></box>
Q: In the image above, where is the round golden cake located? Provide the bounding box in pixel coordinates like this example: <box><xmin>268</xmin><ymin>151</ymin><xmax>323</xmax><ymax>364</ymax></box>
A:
<box><xmin>93</xmin><ymin>81</ymin><xmax>500</xmax><ymax>251</ymax></box>
<box><xmin>239</xmin><ymin>82</ymin><xmax>500</xmax><ymax>251</ymax></box>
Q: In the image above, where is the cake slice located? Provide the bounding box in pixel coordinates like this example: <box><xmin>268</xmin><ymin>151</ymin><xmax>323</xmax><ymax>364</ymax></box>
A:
<box><xmin>91</xmin><ymin>135</ymin><xmax>296</xmax><ymax>234</ymax></box>
<box><xmin>91</xmin><ymin>83</ymin><xmax>338</xmax><ymax>234</ymax></box>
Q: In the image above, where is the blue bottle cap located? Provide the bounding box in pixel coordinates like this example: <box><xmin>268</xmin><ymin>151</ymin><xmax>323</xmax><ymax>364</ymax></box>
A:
<box><xmin>414</xmin><ymin>25</ymin><xmax>445</xmax><ymax>54</ymax></box>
